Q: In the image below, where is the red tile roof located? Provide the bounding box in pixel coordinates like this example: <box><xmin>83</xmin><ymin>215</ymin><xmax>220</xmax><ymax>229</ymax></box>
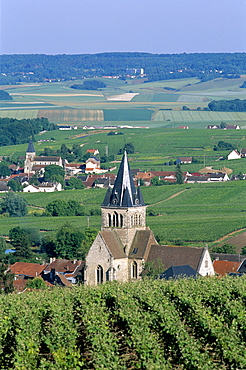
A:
<box><xmin>9</xmin><ymin>262</ymin><xmax>47</xmax><ymax>277</ymax></box>
<box><xmin>213</xmin><ymin>260</ymin><xmax>241</xmax><ymax>276</ymax></box>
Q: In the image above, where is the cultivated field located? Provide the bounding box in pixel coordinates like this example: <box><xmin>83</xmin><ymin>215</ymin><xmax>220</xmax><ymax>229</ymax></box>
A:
<box><xmin>1</xmin><ymin>76</ymin><xmax>246</xmax><ymax>125</ymax></box>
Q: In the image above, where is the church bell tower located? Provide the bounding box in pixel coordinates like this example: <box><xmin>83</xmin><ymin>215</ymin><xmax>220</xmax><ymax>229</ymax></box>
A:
<box><xmin>101</xmin><ymin>151</ymin><xmax>146</xmax><ymax>255</ymax></box>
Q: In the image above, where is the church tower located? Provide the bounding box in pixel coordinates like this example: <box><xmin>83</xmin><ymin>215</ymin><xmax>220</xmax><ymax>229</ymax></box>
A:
<box><xmin>85</xmin><ymin>151</ymin><xmax>157</xmax><ymax>285</ymax></box>
<box><xmin>24</xmin><ymin>140</ymin><xmax>36</xmax><ymax>174</ymax></box>
<box><xmin>101</xmin><ymin>151</ymin><xmax>146</xmax><ymax>255</ymax></box>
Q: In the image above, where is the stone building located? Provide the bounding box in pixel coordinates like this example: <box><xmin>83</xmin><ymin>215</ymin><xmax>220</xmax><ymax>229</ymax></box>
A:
<box><xmin>24</xmin><ymin>141</ymin><xmax>63</xmax><ymax>174</ymax></box>
<box><xmin>85</xmin><ymin>151</ymin><xmax>157</xmax><ymax>285</ymax></box>
<box><xmin>85</xmin><ymin>151</ymin><xmax>214</xmax><ymax>285</ymax></box>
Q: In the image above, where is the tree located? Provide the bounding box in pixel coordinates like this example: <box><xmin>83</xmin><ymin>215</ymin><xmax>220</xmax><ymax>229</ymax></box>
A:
<box><xmin>175</xmin><ymin>163</ymin><xmax>183</xmax><ymax>184</ymax></box>
<box><xmin>1</xmin><ymin>193</ymin><xmax>28</xmax><ymax>217</ymax></box>
<box><xmin>8</xmin><ymin>226</ymin><xmax>39</xmax><ymax>260</ymax></box>
<box><xmin>65</xmin><ymin>177</ymin><xmax>85</xmax><ymax>190</ymax></box>
<box><xmin>26</xmin><ymin>277</ymin><xmax>46</xmax><ymax>289</ymax></box>
<box><xmin>45</xmin><ymin>200</ymin><xmax>68</xmax><ymax>217</ymax></box>
<box><xmin>44</xmin><ymin>165</ymin><xmax>65</xmax><ymax>183</ymax></box>
<box><xmin>212</xmin><ymin>244</ymin><xmax>237</xmax><ymax>254</ymax></box>
<box><xmin>0</xmin><ymin>164</ymin><xmax>11</xmax><ymax>178</ymax></box>
<box><xmin>45</xmin><ymin>199</ymin><xmax>84</xmax><ymax>216</ymax></box>
<box><xmin>0</xmin><ymin>263</ymin><xmax>14</xmax><ymax>294</ymax></box>
<box><xmin>241</xmin><ymin>246</ymin><xmax>246</xmax><ymax>255</ymax></box>
<box><xmin>55</xmin><ymin>223</ymin><xmax>85</xmax><ymax>259</ymax></box>
<box><xmin>7</xmin><ymin>179</ymin><xmax>22</xmax><ymax>192</ymax></box>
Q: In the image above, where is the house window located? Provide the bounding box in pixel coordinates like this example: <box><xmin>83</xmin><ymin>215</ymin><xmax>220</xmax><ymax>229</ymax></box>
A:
<box><xmin>205</xmin><ymin>260</ymin><xmax>208</xmax><ymax>268</ymax></box>
<box><xmin>96</xmin><ymin>265</ymin><xmax>103</xmax><ymax>284</ymax></box>
<box><xmin>132</xmin><ymin>261</ymin><xmax>138</xmax><ymax>279</ymax></box>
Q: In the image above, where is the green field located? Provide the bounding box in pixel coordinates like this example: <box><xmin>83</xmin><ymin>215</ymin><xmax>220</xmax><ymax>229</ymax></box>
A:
<box><xmin>1</xmin><ymin>181</ymin><xmax>246</xmax><ymax>249</ymax></box>
<box><xmin>1</xmin><ymin>76</ymin><xmax>246</xmax><ymax>125</ymax></box>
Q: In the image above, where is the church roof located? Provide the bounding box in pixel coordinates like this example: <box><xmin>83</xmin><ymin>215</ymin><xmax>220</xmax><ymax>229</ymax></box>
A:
<box><xmin>102</xmin><ymin>151</ymin><xmax>145</xmax><ymax>208</ymax></box>
<box><xmin>100</xmin><ymin>230</ymin><xmax>126</xmax><ymax>258</ymax></box>
<box><xmin>129</xmin><ymin>229</ymin><xmax>157</xmax><ymax>259</ymax></box>
<box><xmin>146</xmin><ymin>245</ymin><xmax>205</xmax><ymax>272</ymax></box>
<box><xmin>27</xmin><ymin>140</ymin><xmax>35</xmax><ymax>153</ymax></box>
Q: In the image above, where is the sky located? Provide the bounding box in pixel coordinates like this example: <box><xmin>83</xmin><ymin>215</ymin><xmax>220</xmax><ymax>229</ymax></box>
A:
<box><xmin>0</xmin><ymin>0</ymin><xmax>246</xmax><ymax>55</ymax></box>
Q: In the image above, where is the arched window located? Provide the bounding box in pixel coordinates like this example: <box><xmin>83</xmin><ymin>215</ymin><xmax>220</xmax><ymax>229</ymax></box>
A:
<box><xmin>132</xmin><ymin>261</ymin><xmax>138</xmax><ymax>279</ymax></box>
<box><xmin>97</xmin><ymin>265</ymin><xmax>103</xmax><ymax>284</ymax></box>
<box><xmin>138</xmin><ymin>214</ymin><xmax>141</xmax><ymax>225</ymax></box>
<box><xmin>131</xmin><ymin>215</ymin><xmax>134</xmax><ymax>227</ymax></box>
<box><xmin>108</xmin><ymin>213</ymin><xmax>111</xmax><ymax>227</ymax></box>
<box><xmin>120</xmin><ymin>214</ymin><xmax>123</xmax><ymax>227</ymax></box>
<box><xmin>135</xmin><ymin>213</ymin><xmax>138</xmax><ymax>225</ymax></box>
<box><xmin>113</xmin><ymin>211</ymin><xmax>119</xmax><ymax>227</ymax></box>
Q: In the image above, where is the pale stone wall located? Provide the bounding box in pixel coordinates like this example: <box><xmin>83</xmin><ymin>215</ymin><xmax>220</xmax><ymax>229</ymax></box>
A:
<box><xmin>85</xmin><ymin>233</ymin><xmax>129</xmax><ymax>285</ymax></box>
<box><xmin>101</xmin><ymin>206</ymin><xmax>146</xmax><ymax>229</ymax></box>
<box><xmin>197</xmin><ymin>249</ymin><xmax>215</xmax><ymax>276</ymax></box>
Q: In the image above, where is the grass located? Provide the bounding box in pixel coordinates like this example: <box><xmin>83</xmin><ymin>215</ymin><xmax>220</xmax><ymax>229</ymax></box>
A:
<box><xmin>1</xmin><ymin>182</ymin><xmax>246</xmax><ymax>248</ymax></box>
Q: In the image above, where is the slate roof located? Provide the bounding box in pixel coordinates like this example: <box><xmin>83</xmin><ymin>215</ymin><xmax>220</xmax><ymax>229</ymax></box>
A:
<box><xmin>213</xmin><ymin>260</ymin><xmax>241</xmax><ymax>276</ymax></box>
<box><xmin>100</xmin><ymin>230</ymin><xmax>126</xmax><ymax>258</ymax></box>
<box><xmin>27</xmin><ymin>140</ymin><xmax>35</xmax><ymax>153</ymax></box>
<box><xmin>159</xmin><ymin>265</ymin><xmax>199</xmax><ymax>279</ymax></box>
<box><xmin>129</xmin><ymin>229</ymin><xmax>157</xmax><ymax>260</ymax></box>
<box><xmin>102</xmin><ymin>151</ymin><xmax>145</xmax><ymax>208</ymax></box>
<box><xmin>9</xmin><ymin>262</ymin><xmax>47</xmax><ymax>277</ymax></box>
<box><xmin>146</xmin><ymin>245</ymin><xmax>205</xmax><ymax>271</ymax></box>
<box><xmin>210</xmin><ymin>253</ymin><xmax>246</xmax><ymax>262</ymax></box>
<box><xmin>34</xmin><ymin>156</ymin><xmax>61</xmax><ymax>162</ymax></box>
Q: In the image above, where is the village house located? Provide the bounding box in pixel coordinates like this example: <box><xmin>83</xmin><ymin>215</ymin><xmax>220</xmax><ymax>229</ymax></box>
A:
<box><xmin>23</xmin><ymin>182</ymin><xmax>62</xmax><ymax>193</ymax></box>
<box><xmin>227</xmin><ymin>150</ymin><xmax>241</xmax><ymax>160</ymax></box>
<box><xmin>176</xmin><ymin>157</ymin><xmax>193</xmax><ymax>164</ymax></box>
<box><xmin>85</xmin><ymin>151</ymin><xmax>214</xmax><ymax>285</ymax></box>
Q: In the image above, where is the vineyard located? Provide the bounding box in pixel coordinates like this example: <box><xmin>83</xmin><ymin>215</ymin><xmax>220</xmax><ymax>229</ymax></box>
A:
<box><xmin>0</xmin><ymin>277</ymin><xmax>246</xmax><ymax>369</ymax></box>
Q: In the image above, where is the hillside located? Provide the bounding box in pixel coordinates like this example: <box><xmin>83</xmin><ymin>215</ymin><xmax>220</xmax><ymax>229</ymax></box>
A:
<box><xmin>0</xmin><ymin>278</ymin><xmax>245</xmax><ymax>369</ymax></box>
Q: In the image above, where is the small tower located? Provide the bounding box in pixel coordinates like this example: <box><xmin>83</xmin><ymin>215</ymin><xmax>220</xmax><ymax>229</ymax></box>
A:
<box><xmin>101</xmin><ymin>151</ymin><xmax>146</xmax><ymax>255</ymax></box>
<box><xmin>26</xmin><ymin>140</ymin><xmax>36</xmax><ymax>160</ymax></box>
<box><xmin>24</xmin><ymin>140</ymin><xmax>36</xmax><ymax>174</ymax></box>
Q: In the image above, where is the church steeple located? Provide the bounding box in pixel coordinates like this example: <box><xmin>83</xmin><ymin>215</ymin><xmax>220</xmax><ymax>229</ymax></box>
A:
<box><xmin>27</xmin><ymin>140</ymin><xmax>35</xmax><ymax>154</ymax></box>
<box><xmin>102</xmin><ymin>151</ymin><xmax>145</xmax><ymax>208</ymax></box>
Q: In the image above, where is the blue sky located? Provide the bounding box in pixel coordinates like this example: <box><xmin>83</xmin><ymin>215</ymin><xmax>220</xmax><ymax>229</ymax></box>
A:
<box><xmin>1</xmin><ymin>0</ymin><xmax>246</xmax><ymax>55</ymax></box>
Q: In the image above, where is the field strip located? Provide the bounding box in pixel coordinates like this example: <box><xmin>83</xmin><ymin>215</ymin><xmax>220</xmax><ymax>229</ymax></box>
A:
<box><xmin>10</xmin><ymin>93</ymin><xmax>103</xmax><ymax>97</ymax></box>
<box><xmin>151</xmin><ymin>189</ymin><xmax>187</xmax><ymax>206</ymax></box>
<box><xmin>105</xmin><ymin>92</ymin><xmax>139</xmax><ymax>101</ymax></box>
<box><xmin>212</xmin><ymin>228</ymin><xmax>246</xmax><ymax>244</ymax></box>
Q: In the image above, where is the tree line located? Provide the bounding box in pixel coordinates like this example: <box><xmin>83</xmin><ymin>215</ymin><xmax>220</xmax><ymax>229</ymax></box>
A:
<box><xmin>208</xmin><ymin>99</ymin><xmax>246</xmax><ymax>112</ymax></box>
<box><xmin>0</xmin><ymin>52</ymin><xmax>245</xmax><ymax>84</ymax></box>
<box><xmin>0</xmin><ymin>117</ymin><xmax>57</xmax><ymax>146</ymax></box>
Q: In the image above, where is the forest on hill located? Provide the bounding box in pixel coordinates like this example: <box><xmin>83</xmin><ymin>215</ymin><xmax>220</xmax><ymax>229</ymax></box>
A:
<box><xmin>0</xmin><ymin>52</ymin><xmax>245</xmax><ymax>84</ymax></box>
<box><xmin>0</xmin><ymin>278</ymin><xmax>245</xmax><ymax>369</ymax></box>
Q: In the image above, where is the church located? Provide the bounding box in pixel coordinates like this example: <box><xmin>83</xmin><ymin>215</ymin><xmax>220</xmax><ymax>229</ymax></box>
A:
<box><xmin>85</xmin><ymin>151</ymin><xmax>214</xmax><ymax>285</ymax></box>
<box><xmin>24</xmin><ymin>141</ymin><xmax>64</xmax><ymax>175</ymax></box>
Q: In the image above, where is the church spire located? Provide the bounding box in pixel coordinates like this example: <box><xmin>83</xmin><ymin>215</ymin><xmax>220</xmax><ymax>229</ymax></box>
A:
<box><xmin>26</xmin><ymin>140</ymin><xmax>35</xmax><ymax>153</ymax></box>
<box><xmin>102</xmin><ymin>151</ymin><xmax>145</xmax><ymax>208</ymax></box>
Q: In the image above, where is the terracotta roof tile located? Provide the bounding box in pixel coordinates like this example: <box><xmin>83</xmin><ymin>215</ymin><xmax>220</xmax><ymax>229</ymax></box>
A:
<box><xmin>9</xmin><ymin>262</ymin><xmax>47</xmax><ymax>277</ymax></box>
<box><xmin>213</xmin><ymin>260</ymin><xmax>241</xmax><ymax>276</ymax></box>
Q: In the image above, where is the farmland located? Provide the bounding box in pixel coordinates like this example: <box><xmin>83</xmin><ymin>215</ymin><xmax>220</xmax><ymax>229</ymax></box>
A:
<box><xmin>1</xmin><ymin>181</ymin><xmax>246</xmax><ymax>250</ymax></box>
<box><xmin>0</xmin><ymin>277</ymin><xmax>246</xmax><ymax>369</ymax></box>
<box><xmin>1</xmin><ymin>76</ymin><xmax>246</xmax><ymax>126</ymax></box>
